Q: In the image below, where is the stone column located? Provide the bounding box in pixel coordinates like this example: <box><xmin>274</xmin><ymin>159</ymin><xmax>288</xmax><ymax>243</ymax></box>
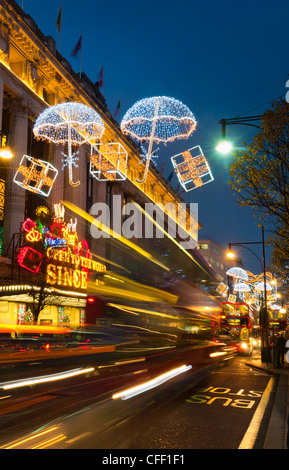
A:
<box><xmin>0</xmin><ymin>70</ymin><xmax>3</xmax><ymax>132</ymax></box>
<box><xmin>3</xmin><ymin>98</ymin><xmax>28</xmax><ymax>255</ymax></box>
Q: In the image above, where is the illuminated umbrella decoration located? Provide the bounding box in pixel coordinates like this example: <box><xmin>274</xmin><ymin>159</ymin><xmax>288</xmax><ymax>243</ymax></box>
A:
<box><xmin>226</xmin><ymin>267</ymin><xmax>249</xmax><ymax>281</ymax></box>
<box><xmin>121</xmin><ymin>96</ymin><xmax>197</xmax><ymax>183</ymax></box>
<box><xmin>233</xmin><ymin>282</ymin><xmax>251</xmax><ymax>292</ymax></box>
<box><xmin>34</xmin><ymin>102</ymin><xmax>105</xmax><ymax>187</ymax></box>
<box><xmin>254</xmin><ymin>281</ymin><xmax>272</xmax><ymax>292</ymax></box>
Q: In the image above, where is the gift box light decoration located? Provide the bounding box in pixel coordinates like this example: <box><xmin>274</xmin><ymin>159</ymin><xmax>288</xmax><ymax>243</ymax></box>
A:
<box><xmin>33</xmin><ymin>102</ymin><xmax>105</xmax><ymax>187</ymax></box>
<box><xmin>90</xmin><ymin>142</ymin><xmax>128</xmax><ymax>181</ymax></box>
<box><xmin>121</xmin><ymin>96</ymin><xmax>197</xmax><ymax>183</ymax></box>
<box><xmin>13</xmin><ymin>155</ymin><xmax>58</xmax><ymax>197</ymax></box>
<box><xmin>171</xmin><ymin>146</ymin><xmax>214</xmax><ymax>192</ymax></box>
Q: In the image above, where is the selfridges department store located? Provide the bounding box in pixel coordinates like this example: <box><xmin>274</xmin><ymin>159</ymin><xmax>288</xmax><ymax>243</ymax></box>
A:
<box><xmin>0</xmin><ymin>0</ymin><xmax>212</xmax><ymax>328</ymax></box>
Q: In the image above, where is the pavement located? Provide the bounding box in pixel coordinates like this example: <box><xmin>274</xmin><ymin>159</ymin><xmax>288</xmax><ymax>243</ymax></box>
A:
<box><xmin>246</xmin><ymin>352</ymin><xmax>289</xmax><ymax>449</ymax></box>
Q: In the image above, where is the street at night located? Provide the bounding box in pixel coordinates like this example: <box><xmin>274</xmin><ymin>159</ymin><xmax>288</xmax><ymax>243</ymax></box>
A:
<box><xmin>0</xmin><ymin>346</ymin><xmax>285</xmax><ymax>451</ymax></box>
<box><xmin>0</xmin><ymin>0</ymin><xmax>289</xmax><ymax>454</ymax></box>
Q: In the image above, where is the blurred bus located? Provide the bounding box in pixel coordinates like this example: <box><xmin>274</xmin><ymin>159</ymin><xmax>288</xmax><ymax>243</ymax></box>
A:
<box><xmin>220</xmin><ymin>302</ymin><xmax>254</xmax><ymax>355</ymax></box>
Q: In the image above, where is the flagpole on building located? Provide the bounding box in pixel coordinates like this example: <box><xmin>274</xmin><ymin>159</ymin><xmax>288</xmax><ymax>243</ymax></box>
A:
<box><xmin>79</xmin><ymin>32</ymin><xmax>83</xmax><ymax>79</ymax></box>
<box><xmin>57</xmin><ymin>3</ymin><xmax>62</xmax><ymax>52</ymax></box>
<box><xmin>114</xmin><ymin>99</ymin><xmax>121</xmax><ymax>122</ymax></box>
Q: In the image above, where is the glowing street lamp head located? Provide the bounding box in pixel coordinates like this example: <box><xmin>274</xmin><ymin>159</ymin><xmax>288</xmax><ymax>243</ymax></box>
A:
<box><xmin>227</xmin><ymin>250</ymin><xmax>235</xmax><ymax>260</ymax></box>
<box><xmin>0</xmin><ymin>146</ymin><xmax>13</xmax><ymax>159</ymax></box>
<box><xmin>216</xmin><ymin>139</ymin><xmax>233</xmax><ymax>154</ymax></box>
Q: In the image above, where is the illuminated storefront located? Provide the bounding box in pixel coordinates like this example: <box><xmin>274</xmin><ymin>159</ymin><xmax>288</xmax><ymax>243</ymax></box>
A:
<box><xmin>0</xmin><ymin>203</ymin><xmax>106</xmax><ymax>326</ymax></box>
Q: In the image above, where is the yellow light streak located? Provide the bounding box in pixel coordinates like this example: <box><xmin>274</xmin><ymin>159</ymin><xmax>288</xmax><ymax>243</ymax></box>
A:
<box><xmin>209</xmin><ymin>351</ymin><xmax>227</xmax><ymax>357</ymax></box>
<box><xmin>112</xmin><ymin>365</ymin><xmax>192</xmax><ymax>400</ymax></box>
<box><xmin>90</xmin><ymin>272</ymin><xmax>178</xmax><ymax>304</ymax></box>
<box><xmin>0</xmin><ymin>426</ymin><xmax>60</xmax><ymax>449</ymax></box>
<box><xmin>30</xmin><ymin>433</ymin><xmax>67</xmax><ymax>449</ymax></box>
<box><xmin>88</xmin><ymin>284</ymin><xmax>161</xmax><ymax>303</ymax></box>
<box><xmin>108</xmin><ymin>303</ymin><xmax>178</xmax><ymax>320</ymax></box>
<box><xmin>62</xmin><ymin>201</ymin><xmax>169</xmax><ymax>272</ymax></box>
<box><xmin>1</xmin><ymin>367</ymin><xmax>95</xmax><ymax>390</ymax></box>
<box><xmin>131</xmin><ymin>202</ymin><xmax>211</xmax><ymax>276</ymax></box>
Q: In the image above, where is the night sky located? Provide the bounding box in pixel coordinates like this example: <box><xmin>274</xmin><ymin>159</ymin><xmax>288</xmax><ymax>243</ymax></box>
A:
<box><xmin>16</xmin><ymin>0</ymin><xmax>289</xmax><ymax>273</ymax></box>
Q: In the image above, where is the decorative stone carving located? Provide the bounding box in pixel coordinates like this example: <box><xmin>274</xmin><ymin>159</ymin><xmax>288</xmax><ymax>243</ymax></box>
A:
<box><xmin>0</xmin><ymin>22</ymin><xmax>9</xmax><ymax>64</ymax></box>
<box><xmin>27</xmin><ymin>61</ymin><xmax>38</xmax><ymax>87</ymax></box>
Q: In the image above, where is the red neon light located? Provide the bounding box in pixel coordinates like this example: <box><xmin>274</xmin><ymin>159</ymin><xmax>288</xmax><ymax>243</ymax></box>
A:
<box><xmin>18</xmin><ymin>246</ymin><xmax>43</xmax><ymax>273</ymax></box>
<box><xmin>23</xmin><ymin>218</ymin><xmax>36</xmax><ymax>232</ymax></box>
<box><xmin>87</xmin><ymin>297</ymin><xmax>95</xmax><ymax>303</ymax></box>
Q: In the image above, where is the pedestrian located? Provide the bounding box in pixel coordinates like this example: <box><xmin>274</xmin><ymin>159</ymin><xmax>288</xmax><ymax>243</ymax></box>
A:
<box><xmin>276</xmin><ymin>333</ymin><xmax>286</xmax><ymax>368</ymax></box>
<box><xmin>285</xmin><ymin>335</ymin><xmax>289</xmax><ymax>367</ymax></box>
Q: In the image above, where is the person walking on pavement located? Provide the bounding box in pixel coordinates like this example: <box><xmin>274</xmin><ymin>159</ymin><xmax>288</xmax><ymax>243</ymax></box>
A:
<box><xmin>276</xmin><ymin>333</ymin><xmax>286</xmax><ymax>368</ymax></box>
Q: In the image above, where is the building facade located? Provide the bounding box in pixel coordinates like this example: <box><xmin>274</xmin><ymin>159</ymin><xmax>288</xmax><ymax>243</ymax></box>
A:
<box><xmin>0</xmin><ymin>0</ymin><xmax>217</xmax><ymax>328</ymax></box>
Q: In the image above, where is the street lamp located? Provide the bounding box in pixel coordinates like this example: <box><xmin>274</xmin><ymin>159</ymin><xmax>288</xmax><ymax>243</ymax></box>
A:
<box><xmin>0</xmin><ymin>130</ymin><xmax>13</xmax><ymax>159</ymax></box>
<box><xmin>226</xmin><ymin>226</ymin><xmax>269</xmax><ymax>363</ymax></box>
<box><xmin>216</xmin><ymin>116</ymin><xmax>261</xmax><ymax>154</ymax></box>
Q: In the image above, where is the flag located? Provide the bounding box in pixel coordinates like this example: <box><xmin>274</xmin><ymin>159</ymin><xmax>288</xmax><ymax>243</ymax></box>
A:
<box><xmin>72</xmin><ymin>35</ymin><xmax>82</xmax><ymax>57</ymax></box>
<box><xmin>167</xmin><ymin>170</ymin><xmax>174</xmax><ymax>182</ymax></box>
<box><xmin>114</xmin><ymin>99</ymin><xmax>121</xmax><ymax>117</ymax></box>
<box><xmin>98</xmin><ymin>65</ymin><xmax>104</xmax><ymax>88</ymax></box>
<box><xmin>56</xmin><ymin>4</ymin><xmax>62</xmax><ymax>32</ymax></box>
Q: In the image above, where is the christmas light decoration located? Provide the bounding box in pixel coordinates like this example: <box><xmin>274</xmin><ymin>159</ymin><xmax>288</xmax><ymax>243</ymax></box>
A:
<box><xmin>121</xmin><ymin>96</ymin><xmax>196</xmax><ymax>183</ymax></box>
<box><xmin>171</xmin><ymin>146</ymin><xmax>214</xmax><ymax>191</ymax></box>
<box><xmin>90</xmin><ymin>142</ymin><xmax>128</xmax><ymax>181</ymax></box>
<box><xmin>254</xmin><ymin>281</ymin><xmax>272</xmax><ymax>292</ymax></box>
<box><xmin>233</xmin><ymin>282</ymin><xmax>251</xmax><ymax>292</ymax></box>
<box><xmin>216</xmin><ymin>282</ymin><xmax>228</xmax><ymax>296</ymax></box>
<box><xmin>23</xmin><ymin>218</ymin><xmax>36</xmax><ymax>232</ymax></box>
<box><xmin>226</xmin><ymin>267</ymin><xmax>249</xmax><ymax>281</ymax></box>
<box><xmin>18</xmin><ymin>246</ymin><xmax>43</xmax><ymax>273</ymax></box>
<box><xmin>13</xmin><ymin>155</ymin><xmax>58</xmax><ymax>196</ymax></box>
<box><xmin>33</xmin><ymin>102</ymin><xmax>105</xmax><ymax>187</ymax></box>
<box><xmin>26</xmin><ymin>228</ymin><xmax>42</xmax><ymax>242</ymax></box>
<box><xmin>18</xmin><ymin>210</ymin><xmax>106</xmax><ymax>290</ymax></box>
<box><xmin>35</xmin><ymin>206</ymin><xmax>50</xmax><ymax>218</ymax></box>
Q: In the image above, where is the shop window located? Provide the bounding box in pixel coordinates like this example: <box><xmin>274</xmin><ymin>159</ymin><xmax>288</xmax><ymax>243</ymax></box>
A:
<box><xmin>17</xmin><ymin>304</ymin><xmax>26</xmax><ymax>324</ymax></box>
<box><xmin>80</xmin><ymin>309</ymin><xmax>85</xmax><ymax>325</ymax></box>
<box><xmin>58</xmin><ymin>306</ymin><xmax>70</xmax><ymax>324</ymax></box>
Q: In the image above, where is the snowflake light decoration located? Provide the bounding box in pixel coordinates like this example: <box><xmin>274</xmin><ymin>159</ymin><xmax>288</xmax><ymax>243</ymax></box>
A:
<box><xmin>33</xmin><ymin>102</ymin><xmax>105</xmax><ymax>187</ymax></box>
<box><xmin>121</xmin><ymin>96</ymin><xmax>196</xmax><ymax>183</ymax></box>
<box><xmin>171</xmin><ymin>146</ymin><xmax>214</xmax><ymax>191</ymax></box>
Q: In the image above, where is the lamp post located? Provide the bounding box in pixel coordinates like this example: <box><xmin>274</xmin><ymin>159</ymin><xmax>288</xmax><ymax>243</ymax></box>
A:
<box><xmin>216</xmin><ymin>116</ymin><xmax>262</xmax><ymax>154</ymax></box>
<box><xmin>227</xmin><ymin>226</ymin><xmax>269</xmax><ymax>362</ymax></box>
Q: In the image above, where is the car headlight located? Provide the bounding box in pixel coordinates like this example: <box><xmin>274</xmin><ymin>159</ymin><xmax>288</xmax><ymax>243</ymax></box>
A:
<box><xmin>241</xmin><ymin>342</ymin><xmax>248</xmax><ymax>349</ymax></box>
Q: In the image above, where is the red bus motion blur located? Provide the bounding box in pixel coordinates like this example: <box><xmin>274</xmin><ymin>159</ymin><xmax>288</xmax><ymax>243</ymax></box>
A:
<box><xmin>219</xmin><ymin>302</ymin><xmax>254</xmax><ymax>355</ymax></box>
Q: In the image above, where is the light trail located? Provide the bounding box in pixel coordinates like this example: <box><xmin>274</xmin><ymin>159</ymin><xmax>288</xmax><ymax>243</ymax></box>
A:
<box><xmin>112</xmin><ymin>364</ymin><xmax>192</xmax><ymax>400</ymax></box>
<box><xmin>0</xmin><ymin>367</ymin><xmax>95</xmax><ymax>390</ymax></box>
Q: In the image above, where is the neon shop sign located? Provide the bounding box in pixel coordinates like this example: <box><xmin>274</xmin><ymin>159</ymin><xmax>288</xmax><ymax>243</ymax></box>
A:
<box><xmin>18</xmin><ymin>212</ymin><xmax>106</xmax><ymax>290</ymax></box>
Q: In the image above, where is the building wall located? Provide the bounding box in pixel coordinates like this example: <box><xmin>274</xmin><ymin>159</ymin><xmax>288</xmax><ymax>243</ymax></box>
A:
<box><xmin>197</xmin><ymin>238</ymin><xmax>229</xmax><ymax>282</ymax></box>
<box><xmin>0</xmin><ymin>0</ymin><xmax>214</xmax><ymax>326</ymax></box>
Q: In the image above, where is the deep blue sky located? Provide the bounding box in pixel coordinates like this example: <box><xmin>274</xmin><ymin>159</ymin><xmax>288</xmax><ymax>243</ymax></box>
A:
<box><xmin>17</xmin><ymin>0</ymin><xmax>289</xmax><ymax>273</ymax></box>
